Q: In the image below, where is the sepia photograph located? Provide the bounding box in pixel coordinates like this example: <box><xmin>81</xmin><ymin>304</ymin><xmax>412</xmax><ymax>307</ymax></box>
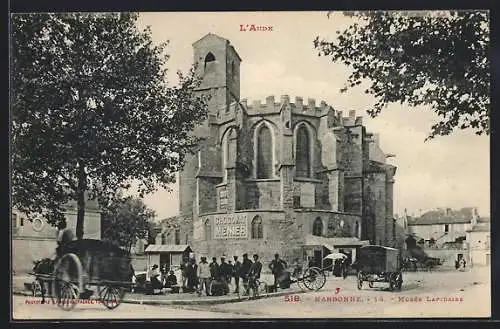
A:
<box><xmin>10</xmin><ymin>10</ymin><xmax>490</xmax><ymax>320</ymax></box>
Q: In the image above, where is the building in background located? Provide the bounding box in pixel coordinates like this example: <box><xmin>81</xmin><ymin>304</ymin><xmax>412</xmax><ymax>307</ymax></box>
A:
<box><xmin>11</xmin><ymin>198</ymin><xmax>101</xmax><ymax>274</ymax></box>
<box><xmin>466</xmin><ymin>217</ymin><xmax>490</xmax><ymax>266</ymax></box>
<box><xmin>177</xmin><ymin>33</ymin><xmax>397</xmax><ymax>266</ymax></box>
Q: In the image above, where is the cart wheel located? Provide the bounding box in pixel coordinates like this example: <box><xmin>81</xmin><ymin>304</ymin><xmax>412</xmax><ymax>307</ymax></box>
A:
<box><xmin>100</xmin><ymin>286</ymin><xmax>123</xmax><ymax>310</ymax></box>
<box><xmin>357</xmin><ymin>272</ymin><xmax>363</xmax><ymax>290</ymax></box>
<box><xmin>52</xmin><ymin>253</ymin><xmax>82</xmax><ymax>311</ymax></box>
<box><xmin>302</xmin><ymin>267</ymin><xmax>326</xmax><ymax>291</ymax></box>
<box><xmin>368</xmin><ymin>281</ymin><xmax>374</xmax><ymax>288</ymax></box>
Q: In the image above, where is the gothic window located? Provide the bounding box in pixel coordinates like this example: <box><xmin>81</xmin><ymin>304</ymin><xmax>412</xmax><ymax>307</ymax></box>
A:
<box><xmin>204</xmin><ymin>219</ymin><xmax>212</xmax><ymax>241</ymax></box>
<box><xmin>251</xmin><ymin>216</ymin><xmax>263</xmax><ymax>239</ymax></box>
<box><xmin>295</xmin><ymin>124</ymin><xmax>311</xmax><ymax>178</ymax></box>
<box><xmin>256</xmin><ymin>124</ymin><xmax>273</xmax><ymax>179</ymax></box>
<box><xmin>204</xmin><ymin>52</ymin><xmax>215</xmax><ymax>67</ymax></box>
<box><xmin>355</xmin><ymin>221</ymin><xmax>359</xmax><ymax>238</ymax></box>
<box><xmin>313</xmin><ymin>217</ymin><xmax>323</xmax><ymax>236</ymax></box>
<box><xmin>175</xmin><ymin>228</ymin><xmax>180</xmax><ymax>245</ymax></box>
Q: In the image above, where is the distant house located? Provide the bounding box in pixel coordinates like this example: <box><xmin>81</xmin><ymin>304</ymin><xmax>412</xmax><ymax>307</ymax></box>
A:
<box><xmin>407</xmin><ymin>207</ymin><xmax>481</xmax><ymax>247</ymax></box>
<box><xmin>466</xmin><ymin>217</ymin><xmax>491</xmax><ymax>266</ymax></box>
<box><xmin>11</xmin><ymin>198</ymin><xmax>101</xmax><ymax>273</ymax></box>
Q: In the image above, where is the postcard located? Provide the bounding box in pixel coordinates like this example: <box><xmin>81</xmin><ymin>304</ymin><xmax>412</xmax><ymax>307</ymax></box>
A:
<box><xmin>10</xmin><ymin>10</ymin><xmax>490</xmax><ymax>319</ymax></box>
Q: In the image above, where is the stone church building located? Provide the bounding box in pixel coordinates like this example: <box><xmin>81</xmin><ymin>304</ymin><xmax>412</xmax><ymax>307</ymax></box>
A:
<box><xmin>179</xmin><ymin>33</ymin><xmax>397</xmax><ymax>265</ymax></box>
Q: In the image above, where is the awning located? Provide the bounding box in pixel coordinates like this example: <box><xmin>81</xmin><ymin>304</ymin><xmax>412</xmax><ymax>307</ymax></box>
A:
<box><xmin>304</xmin><ymin>235</ymin><xmax>370</xmax><ymax>250</ymax></box>
<box><xmin>144</xmin><ymin>244</ymin><xmax>191</xmax><ymax>253</ymax></box>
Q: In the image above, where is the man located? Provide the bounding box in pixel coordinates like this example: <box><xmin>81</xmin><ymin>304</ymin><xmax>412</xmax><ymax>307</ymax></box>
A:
<box><xmin>165</xmin><ymin>270</ymin><xmax>178</xmax><ymax>288</ymax></box>
<box><xmin>246</xmin><ymin>254</ymin><xmax>262</xmax><ymax>295</ymax></box>
<box><xmin>240</xmin><ymin>253</ymin><xmax>253</xmax><ymax>294</ymax></box>
<box><xmin>180</xmin><ymin>261</ymin><xmax>188</xmax><ymax>288</ymax></box>
<box><xmin>56</xmin><ymin>219</ymin><xmax>74</xmax><ymax>256</ymax></box>
<box><xmin>209</xmin><ymin>257</ymin><xmax>220</xmax><ymax>280</ymax></box>
<box><xmin>269</xmin><ymin>253</ymin><xmax>288</xmax><ymax>289</ymax></box>
<box><xmin>150</xmin><ymin>265</ymin><xmax>162</xmax><ymax>294</ymax></box>
<box><xmin>197</xmin><ymin>257</ymin><xmax>211</xmax><ymax>296</ymax></box>
<box><xmin>219</xmin><ymin>256</ymin><xmax>232</xmax><ymax>295</ymax></box>
<box><xmin>232</xmin><ymin>255</ymin><xmax>242</xmax><ymax>294</ymax></box>
<box><xmin>186</xmin><ymin>259</ymin><xmax>198</xmax><ymax>292</ymax></box>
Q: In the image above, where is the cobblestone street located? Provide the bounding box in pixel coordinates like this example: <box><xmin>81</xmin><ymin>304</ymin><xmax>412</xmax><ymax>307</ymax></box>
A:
<box><xmin>12</xmin><ymin>266</ymin><xmax>490</xmax><ymax>319</ymax></box>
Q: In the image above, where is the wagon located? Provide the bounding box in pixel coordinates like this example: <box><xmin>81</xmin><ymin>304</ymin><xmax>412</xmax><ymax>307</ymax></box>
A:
<box><xmin>355</xmin><ymin>245</ymin><xmax>403</xmax><ymax>291</ymax></box>
<box><xmin>29</xmin><ymin>239</ymin><xmax>134</xmax><ymax>311</ymax></box>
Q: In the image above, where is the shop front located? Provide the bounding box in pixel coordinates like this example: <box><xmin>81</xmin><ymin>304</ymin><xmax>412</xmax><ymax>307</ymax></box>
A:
<box><xmin>144</xmin><ymin>244</ymin><xmax>192</xmax><ymax>272</ymax></box>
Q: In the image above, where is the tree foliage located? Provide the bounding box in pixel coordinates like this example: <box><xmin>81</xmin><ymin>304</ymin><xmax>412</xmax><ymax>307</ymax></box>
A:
<box><xmin>314</xmin><ymin>10</ymin><xmax>490</xmax><ymax>139</ymax></box>
<box><xmin>101</xmin><ymin>196</ymin><xmax>155</xmax><ymax>252</ymax></box>
<box><xmin>11</xmin><ymin>13</ymin><xmax>208</xmax><ymax>237</ymax></box>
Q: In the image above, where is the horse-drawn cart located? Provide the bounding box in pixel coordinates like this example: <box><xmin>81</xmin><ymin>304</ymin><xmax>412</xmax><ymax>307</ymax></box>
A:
<box><xmin>29</xmin><ymin>239</ymin><xmax>134</xmax><ymax>311</ymax></box>
<box><xmin>355</xmin><ymin>245</ymin><xmax>403</xmax><ymax>291</ymax></box>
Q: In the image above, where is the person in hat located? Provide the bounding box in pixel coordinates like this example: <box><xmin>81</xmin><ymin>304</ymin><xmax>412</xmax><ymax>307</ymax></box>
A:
<box><xmin>197</xmin><ymin>256</ymin><xmax>211</xmax><ymax>296</ymax></box>
<box><xmin>219</xmin><ymin>256</ymin><xmax>232</xmax><ymax>294</ymax></box>
<box><xmin>209</xmin><ymin>257</ymin><xmax>220</xmax><ymax>281</ymax></box>
<box><xmin>232</xmin><ymin>255</ymin><xmax>242</xmax><ymax>294</ymax></box>
<box><xmin>240</xmin><ymin>253</ymin><xmax>252</xmax><ymax>294</ymax></box>
<box><xmin>269</xmin><ymin>253</ymin><xmax>288</xmax><ymax>289</ymax></box>
<box><xmin>150</xmin><ymin>264</ymin><xmax>162</xmax><ymax>292</ymax></box>
<box><xmin>246</xmin><ymin>254</ymin><xmax>262</xmax><ymax>295</ymax></box>
<box><xmin>165</xmin><ymin>270</ymin><xmax>178</xmax><ymax>288</ymax></box>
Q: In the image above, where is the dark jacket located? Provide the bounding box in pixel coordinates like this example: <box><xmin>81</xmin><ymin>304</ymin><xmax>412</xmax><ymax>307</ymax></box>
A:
<box><xmin>248</xmin><ymin>261</ymin><xmax>262</xmax><ymax>279</ymax></box>
<box><xmin>220</xmin><ymin>262</ymin><xmax>232</xmax><ymax>278</ymax></box>
<box><xmin>269</xmin><ymin>259</ymin><xmax>287</xmax><ymax>275</ymax></box>
<box><xmin>240</xmin><ymin>258</ymin><xmax>253</xmax><ymax>277</ymax></box>
<box><xmin>233</xmin><ymin>260</ymin><xmax>242</xmax><ymax>277</ymax></box>
<box><xmin>209</xmin><ymin>262</ymin><xmax>220</xmax><ymax>278</ymax></box>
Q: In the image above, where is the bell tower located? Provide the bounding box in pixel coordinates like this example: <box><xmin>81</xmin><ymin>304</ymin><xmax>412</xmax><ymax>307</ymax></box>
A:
<box><xmin>192</xmin><ymin>33</ymin><xmax>242</xmax><ymax>114</ymax></box>
<box><xmin>179</xmin><ymin>33</ymin><xmax>242</xmax><ymax>219</ymax></box>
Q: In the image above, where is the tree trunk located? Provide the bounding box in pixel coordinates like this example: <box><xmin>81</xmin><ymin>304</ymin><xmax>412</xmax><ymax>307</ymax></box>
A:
<box><xmin>76</xmin><ymin>161</ymin><xmax>87</xmax><ymax>240</ymax></box>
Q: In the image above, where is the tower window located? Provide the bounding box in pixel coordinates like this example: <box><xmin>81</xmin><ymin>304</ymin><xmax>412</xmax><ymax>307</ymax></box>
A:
<box><xmin>251</xmin><ymin>216</ymin><xmax>263</xmax><ymax>239</ymax></box>
<box><xmin>313</xmin><ymin>217</ymin><xmax>323</xmax><ymax>236</ymax></box>
<box><xmin>204</xmin><ymin>52</ymin><xmax>216</xmax><ymax>65</ymax></box>
<box><xmin>444</xmin><ymin>224</ymin><xmax>449</xmax><ymax>233</ymax></box>
<box><xmin>256</xmin><ymin>124</ymin><xmax>273</xmax><ymax>179</ymax></box>
<box><xmin>295</xmin><ymin>124</ymin><xmax>312</xmax><ymax>178</ymax></box>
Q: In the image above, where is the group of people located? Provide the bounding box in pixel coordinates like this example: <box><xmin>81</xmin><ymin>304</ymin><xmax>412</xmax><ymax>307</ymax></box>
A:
<box><xmin>147</xmin><ymin>264</ymin><xmax>179</xmax><ymax>292</ymax></box>
<box><xmin>179</xmin><ymin>253</ymin><xmax>264</xmax><ymax>296</ymax></box>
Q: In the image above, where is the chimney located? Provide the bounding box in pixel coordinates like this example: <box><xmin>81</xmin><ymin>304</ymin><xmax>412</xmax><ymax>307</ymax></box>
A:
<box><xmin>320</xmin><ymin>100</ymin><xmax>327</xmax><ymax>109</ymax></box>
<box><xmin>349</xmin><ymin>110</ymin><xmax>356</xmax><ymax>119</ymax></box>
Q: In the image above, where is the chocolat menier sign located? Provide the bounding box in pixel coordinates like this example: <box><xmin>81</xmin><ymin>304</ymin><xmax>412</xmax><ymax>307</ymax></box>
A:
<box><xmin>213</xmin><ymin>214</ymin><xmax>248</xmax><ymax>239</ymax></box>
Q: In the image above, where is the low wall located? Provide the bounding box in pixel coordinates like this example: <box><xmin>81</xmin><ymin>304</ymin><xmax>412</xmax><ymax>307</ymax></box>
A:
<box><xmin>423</xmin><ymin>248</ymin><xmax>469</xmax><ymax>266</ymax></box>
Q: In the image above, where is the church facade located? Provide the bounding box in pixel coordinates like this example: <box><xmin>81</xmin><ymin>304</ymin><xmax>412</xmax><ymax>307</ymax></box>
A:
<box><xmin>179</xmin><ymin>33</ymin><xmax>397</xmax><ymax>265</ymax></box>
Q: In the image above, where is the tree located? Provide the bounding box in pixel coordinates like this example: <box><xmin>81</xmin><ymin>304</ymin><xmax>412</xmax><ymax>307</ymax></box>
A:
<box><xmin>101</xmin><ymin>196</ymin><xmax>155</xmax><ymax>252</ymax></box>
<box><xmin>11</xmin><ymin>13</ymin><xmax>208</xmax><ymax>238</ymax></box>
<box><xmin>314</xmin><ymin>11</ymin><xmax>489</xmax><ymax>139</ymax></box>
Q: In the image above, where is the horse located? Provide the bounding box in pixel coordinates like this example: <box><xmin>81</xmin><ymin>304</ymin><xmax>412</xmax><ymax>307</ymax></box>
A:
<box><xmin>32</xmin><ymin>258</ymin><xmax>56</xmax><ymax>304</ymax></box>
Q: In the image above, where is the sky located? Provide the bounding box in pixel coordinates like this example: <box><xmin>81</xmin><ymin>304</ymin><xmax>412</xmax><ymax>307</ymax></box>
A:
<box><xmin>130</xmin><ymin>11</ymin><xmax>490</xmax><ymax>220</ymax></box>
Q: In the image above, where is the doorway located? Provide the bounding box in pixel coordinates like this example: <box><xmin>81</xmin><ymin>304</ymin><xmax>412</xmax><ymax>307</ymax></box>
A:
<box><xmin>314</xmin><ymin>250</ymin><xmax>322</xmax><ymax>268</ymax></box>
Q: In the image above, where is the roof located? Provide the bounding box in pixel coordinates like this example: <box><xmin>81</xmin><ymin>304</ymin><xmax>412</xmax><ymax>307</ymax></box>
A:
<box><xmin>192</xmin><ymin>33</ymin><xmax>243</xmax><ymax>62</ymax></box>
<box><xmin>408</xmin><ymin>207</ymin><xmax>477</xmax><ymax>226</ymax></box>
<box><xmin>361</xmin><ymin>245</ymin><xmax>399</xmax><ymax>251</ymax></box>
<box><xmin>144</xmin><ymin>244</ymin><xmax>191</xmax><ymax>253</ymax></box>
<box><xmin>305</xmin><ymin>235</ymin><xmax>370</xmax><ymax>249</ymax></box>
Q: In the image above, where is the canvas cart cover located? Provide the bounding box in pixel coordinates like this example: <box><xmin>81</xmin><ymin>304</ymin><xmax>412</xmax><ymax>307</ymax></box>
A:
<box><xmin>60</xmin><ymin>239</ymin><xmax>133</xmax><ymax>283</ymax></box>
<box><xmin>357</xmin><ymin>245</ymin><xmax>400</xmax><ymax>274</ymax></box>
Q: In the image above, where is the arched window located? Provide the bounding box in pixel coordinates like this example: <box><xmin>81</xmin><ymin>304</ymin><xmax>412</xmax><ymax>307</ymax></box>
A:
<box><xmin>355</xmin><ymin>221</ymin><xmax>359</xmax><ymax>238</ymax></box>
<box><xmin>251</xmin><ymin>216</ymin><xmax>263</xmax><ymax>239</ymax></box>
<box><xmin>204</xmin><ymin>219</ymin><xmax>212</xmax><ymax>241</ymax></box>
<box><xmin>204</xmin><ymin>52</ymin><xmax>215</xmax><ymax>67</ymax></box>
<box><xmin>295</xmin><ymin>124</ymin><xmax>311</xmax><ymax>177</ymax></box>
<box><xmin>161</xmin><ymin>233</ymin><xmax>167</xmax><ymax>245</ymax></box>
<box><xmin>256</xmin><ymin>124</ymin><xmax>273</xmax><ymax>179</ymax></box>
<box><xmin>313</xmin><ymin>217</ymin><xmax>323</xmax><ymax>236</ymax></box>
